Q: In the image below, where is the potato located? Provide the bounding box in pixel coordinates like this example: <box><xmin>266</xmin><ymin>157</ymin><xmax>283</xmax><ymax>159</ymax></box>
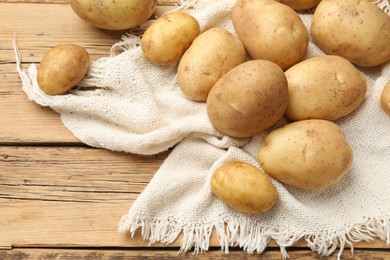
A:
<box><xmin>37</xmin><ymin>44</ymin><xmax>90</xmax><ymax>95</ymax></box>
<box><xmin>69</xmin><ymin>0</ymin><xmax>156</xmax><ymax>30</ymax></box>
<box><xmin>207</xmin><ymin>60</ymin><xmax>288</xmax><ymax>138</ymax></box>
<box><xmin>142</xmin><ymin>11</ymin><xmax>200</xmax><ymax>65</ymax></box>
<box><xmin>211</xmin><ymin>162</ymin><xmax>278</xmax><ymax>214</ymax></box>
<box><xmin>285</xmin><ymin>55</ymin><xmax>367</xmax><ymax>121</ymax></box>
<box><xmin>381</xmin><ymin>80</ymin><xmax>390</xmax><ymax>116</ymax></box>
<box><xmin>276</xmin><ymin>0</ymin><xmax>321</xmax><ymax>10</ymax></box>
<box><xmin>178</xmin><ymin>27</ymin><xmax>246</xmax><ymax>102</ymax></box>
<box><xmin>258</xmin><ymin>119</ymin><xmax>353</xmax><ymax>190</ymax></box>
<box><xmin>311</xmin><ymin>0</ymin><xmax>390</xmax><ymax>67</ymax></box>
<box><xmin>232</xmin><ymin>0</ymin><xmax>309</xmax><ymax>70</ymax></box>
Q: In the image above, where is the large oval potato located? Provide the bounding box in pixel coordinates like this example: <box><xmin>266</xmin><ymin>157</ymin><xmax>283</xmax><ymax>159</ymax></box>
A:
<box><xmin>211</xmin><ymin>162</ymin><xmax>278</xmax><ymax>214</ymax></box>
<box><xmin>178</xmin><ymin>27</ymin><xmax>246</xmax><ymax>102</ymax></box>
<box><xmin>69</xmin><ymin>0</ymin><xmax>156</xmax><ymax>30</ymax></box>
<box><xmin>37</xmin><ymin>44</ymin><xmax>90</xmax><ymax>95</ymax></box>
<box><xmin>142</xmin><ymin>11</ymin><xmax>200</xmax><ymax>65</ymax></box>
<box><xmin>277</xmin><ymin>0</ymin><xmax>321</xmax><ymax>10</ymax></box>
<box><xmin>285</xmin><ymin>55</ymin><xmax>367</xmax><ymax>121</ymax></box>
<box><xmin>311</xmin><ymin>0</ymin><xmax>390</xmax><ymax>67</ymax></box>
<box><xmin>232</xmin><ymin>0</ymin><xmax>308</xmax><ymax>70</ymax></box>
<box><xmin>258</xmin><ymin>119</ymin><xmax>353</xmax><ymax>190</ymax></box>
<box><xmin>381</xmin><ymin>80</ymin><xmax>390</xmax><ymax>116</ymax></box>
<box><xmin>207</xmin><ymin>60</ymin><xmax>288</xmax><ymax>138</ymax></box>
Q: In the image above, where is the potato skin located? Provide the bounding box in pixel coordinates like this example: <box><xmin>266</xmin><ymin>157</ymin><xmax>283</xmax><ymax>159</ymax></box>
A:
<box><xmin>232</xmin><ymin>0</ymin><xmax>308</xmax><ymax>70</ymax></box>
<box><xmin>178</xmin><ymin>27</ymin><xmax>246</xmax><ymax>102</ymax></box>
<box><xmin>142</xmin><ymin>11</ymin><xmax>200</xmax><ymax>65</ymax></box>
<box><xmin>311</xmin><ymin>0</ymin><xmax>390</xmax><ymax>67</ymax></box>
<box><xmin>37</xmin><ymin>44</ymin><xmax>90</xmax><ymax>95</ymax></box>
<box><xmin>207</xmin><ymin>60</ymin><xmax>288</xmax><ymax>138</ymax></box>
<box><xmin>381</xmin><ymin>80</ymin><xmax>390</xmax><ymax>116</ymax></box>
<box><xmin>258</xmin><ymin>119</ymin><xmax>353</xmax><ymax>190</ymax></box>
<box><xmin>211</xmin><ymin>162</ymin><xmax>278</xmax><ymax>214</ymax></box>
<box><xmin>285</xmin><ymin>55</ymin><xmax>367</xmax><ymax>121</ymax></box>
<box><xmin>69</xmin><ymin>0</ymin><xmax>156</xmax><ymax>30</ymax></box>
<box><xmin>277</xmin><ymin>0</ymin><xmax>321</xmax><ymax>10</ymax></box>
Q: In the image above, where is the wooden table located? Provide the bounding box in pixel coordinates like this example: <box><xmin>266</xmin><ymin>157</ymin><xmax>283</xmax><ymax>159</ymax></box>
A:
<box><xmin>1</xmin><ymin>1</ymin><xmax>389</xmax><ymax>259</ymax></box>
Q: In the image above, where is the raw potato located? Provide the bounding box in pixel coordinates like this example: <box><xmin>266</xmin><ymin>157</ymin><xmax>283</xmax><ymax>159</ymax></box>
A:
<box><xmin>207</xmin><ymin>60</ymin><xmax>288</xmax><ymax>138</ymax></box>
<box><xmin>142</xmin><ymin>11</ymin><xmax>200</xmax><ymax>65</ymax></box>
<box><xmin>285</xmin><ymin>55</ymin><xmax>367</xmax><ymax>121</ymax></box>
<box><xmin>69</xmin><ymin>0</ymin><xmax>156</xmax><ymax>30</ymax></box>
<box><xmin>311</xmin><ymin>0</ymin><xmax>390</xmax><ymax>67</ymax></box>
<box><xmin>277</xmin><ymin>0</ymin><xmax>321</xmax><ymax>10</ymax></box>
<box><xmin>37</xmin><ymin>44</ymin><xmax>90</xmax><ymax>95</ymax></box>
<box><xmin>178</xmin><ymin>27</ymin><xmax>246</xmax><ymax>102</ymax></box>
<box><xmin>258</xmin><ymin>119</ymin><xmax>353</xmax><ymax>190</ymax></box>
<box><xmin>211</xmin><ymin>162</ymin><xmax>278</xmax><ymax>214</ymax></box>
<box><xmin>381</xmin><ymin>80</ymin><xmax>390</xmax><ymax>116</ymax></box>
<box><xmin>232</xmin><ymin>0</ymin><xmax>309</xmax><ymax>70</ymax></box>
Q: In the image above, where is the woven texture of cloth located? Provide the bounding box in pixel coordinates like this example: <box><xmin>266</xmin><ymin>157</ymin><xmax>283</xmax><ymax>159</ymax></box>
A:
<box><xmin>16</xmin><ymin>0</ymin><xmax>390</xmax><ymax>258</ymax></box>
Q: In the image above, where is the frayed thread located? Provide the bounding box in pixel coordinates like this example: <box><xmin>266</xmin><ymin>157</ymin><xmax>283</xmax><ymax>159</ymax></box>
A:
<box><xmin>119</xmin><ymin>214</ymin><xmax>390</xmax><ymax>259</ymax></box>
<box><xmin>110</xmin><ymin>33</ymin><xmax>142</xmax><ymax>56</ymax></box>
<box><xmin>13</xmin><ymin>37</ymin><xmax>111</xmax><ymax>107</ymax></box>
<box><xmin>13</xmin><ymin>36</ymin><xmax>62</xmax><ymax>107</ymax></box>
<box><xmin>109</xmin><ymin>0</ymin><xmax>201</xmax><ymax>56</ymax></box>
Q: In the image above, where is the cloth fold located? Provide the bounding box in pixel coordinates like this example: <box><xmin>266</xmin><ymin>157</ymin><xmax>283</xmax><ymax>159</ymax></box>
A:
<box><xmin>15</xmin><ymin>0</ymin><xmax>390</xmax><ymax>258</ymax></box>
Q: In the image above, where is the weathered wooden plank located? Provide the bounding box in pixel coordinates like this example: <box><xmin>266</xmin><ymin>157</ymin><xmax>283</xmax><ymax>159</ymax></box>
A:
<box><xmin>0</xmin><ymin>0</ymin><xmax>67</xmax><ymax>3</ymax></box>
<box><xmin>0</xmin><ymin>0</ymin><xmax>179</xmax><ymax>5</ymax></box>
<box><xmin>0</xmin><ymin>64</ymin><xmax>79</xmax><ymax>143</ymax></box>
<box><xmin>0</xmin><ymin>3</ymin><xmax>179</xmax><ymax>144</ymax></box>
<box><xmin>1</xmin><ymin>1</ymin><xmax>389</xmax><ymax>258</ymax></box>
<box><xmin>0</xmin><ymin>3</ymin><xmax>177</xmax><ymax>63</ymax></box>
<box><xmin>0</xmin><ymin>146</ymin><xmax>167</xmax><ymax>248</ymax></box>
<box><xmin>0</xmin><ymin>146</ymin><xmax>388</xmax><ymax>250</ymax></box>
<box><xmin>1</xmin><ymin>248</ymin><xmax>390</xmax><ymax>260</ymax></box>
<box><xmin>0</xmin><ymin>146</ymin><xmax>166</xmax><ymax>202</ymax></box>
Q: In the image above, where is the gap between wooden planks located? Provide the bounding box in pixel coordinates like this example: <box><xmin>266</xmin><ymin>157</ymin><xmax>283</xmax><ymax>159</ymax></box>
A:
<box><xmin>0</xmin><ymin>2</ymin><xmax>176</xmax><ymax>144</ymax></box>
<box><xmin>0</xmin><ymin>0</ymin><xmax>389</xmax><ymax>257</ymax></box>
<box><xmin>2</xmin><ymin>248</ymin><xmax>390</xmax><ymax>259</ymax></box>
<box><xmin>0</xmin><ymin>146</ymin><xmax>388</xmax><ymax>250</ymax></box>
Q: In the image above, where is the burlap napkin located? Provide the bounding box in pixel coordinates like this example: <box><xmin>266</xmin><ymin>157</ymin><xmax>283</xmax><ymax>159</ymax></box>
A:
<box><xmin>16</xmin><ymin>0</ymin><xmax>390</xmax><ymax>258</ymax></box>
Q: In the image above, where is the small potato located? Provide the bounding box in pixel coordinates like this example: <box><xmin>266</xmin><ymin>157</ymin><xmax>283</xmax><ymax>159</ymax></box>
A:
<box><xmin>211</xmin><ymin>162</ymin><xmax>278</xmax><ymax>214</ymax></box>
<box><xmin>277</xmin><ymin>0</ymin><xmax>321</xmax><ymax>10</ymax></box>
<box><xmin>207</xmin><ymin>60</ymin><xmax>288</xmax><ymax>138</ymax></box>
<box><xmin>178</xmin><ymin>27</ymin><xmax>246</xmax><ymax>102</ymax></box>
<box><xmin>311</xmin><ymin>0</ymin><xmax>390</xmax><ymax>67</ymax></box>
<box><xmin>285</xmin><ymin>55</ymin><xmax>367</xmax><ymax>121</ymax></box>
<box><xmin>69</xmin><ymin>0</ymin><xmax>156</xmax><ymax>30</ymax></box>
<box><xmin>232</xmin><ymin>0</ymin><xmax>309</xmax><ymax>70</ymax></box>
<box><xmin>37</xmin><ymin>44</ymin><xmax>90</xmax><ymax>95</ymax></box>
<box><xmin>381</xmin><ymin>80</ymin><xmax>390</xmax><ymax>116</ymax></box>
<box><xmin>142</xmin><ymin>11</ymin><xmax>200</xmax><ymax>65</ymax></box>
<box><xmin>258</xmin><ymin>119</ymin><xmax>353</xmax><ymax>190</ymax></box>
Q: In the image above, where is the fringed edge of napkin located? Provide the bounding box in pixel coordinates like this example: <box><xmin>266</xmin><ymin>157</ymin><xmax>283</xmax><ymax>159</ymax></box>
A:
<box><xmin>13</xmin><ymin>37</ymin><xmax>121</xmax><ymax>109</ymax></box>
<box><xmin>118</xmin><ymin>213</ymin><xmax>390</xmax><ymax>260</ymax></box>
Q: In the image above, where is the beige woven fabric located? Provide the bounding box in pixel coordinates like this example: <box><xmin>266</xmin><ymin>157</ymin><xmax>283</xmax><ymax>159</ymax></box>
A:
<box><xmin>16</xmin><ymin>0</ymin><xmax>390</xmax><ymax>258</ymax></box>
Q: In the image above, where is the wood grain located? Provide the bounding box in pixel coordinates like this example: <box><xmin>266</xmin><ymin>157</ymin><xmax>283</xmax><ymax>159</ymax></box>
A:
<box><xmin>1</xmin><ymin>0</ymin><xmax>389</xmax><ymax>259</ymax></box>
<box><xmin>0</xmin><ymin>0</ymin><xmax>179</xmax><ymax>5</ymax></box>
<box><xmin>0</xmin><ymin>3</ymin><xmax>176</xmax><ymax>144</ymax></box>
<box><xmin>0</xmin><ymin>146</ymin><xmax>167</xmax><ymax>248</ymax></box>
<box><xmin>0</xmin><ymin>146</ymin><xmax>388</xmax><ymax>251</ymax></box>
<box><xmin>2</xmin><ymin>248</ymin><xmax>390</xmax><ymax>260</ymax></box>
